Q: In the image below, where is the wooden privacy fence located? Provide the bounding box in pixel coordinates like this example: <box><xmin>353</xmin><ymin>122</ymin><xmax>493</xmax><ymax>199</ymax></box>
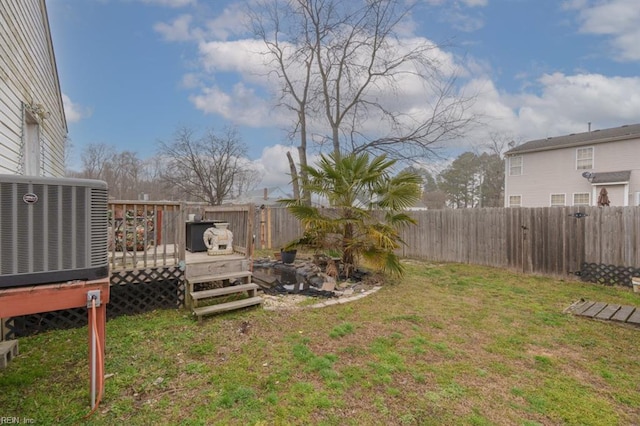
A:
<box><xmin>255</xmin><ymin>206</ymin><xmax>304</xmax><ymax>250</ymax></box>
<box><xmin>261</xmin><ymin>205</ymin><xmax>640</xmax><ymax>282</ymax></box>
<box><xmin>399</xmin><ymin>206</ymin><xmax>591</xmax><ymax>276</ymax></box>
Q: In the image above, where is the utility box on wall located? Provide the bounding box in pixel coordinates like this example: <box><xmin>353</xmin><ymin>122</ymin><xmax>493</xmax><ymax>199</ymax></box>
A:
<box><xmin>0</xmin><ymin>174</ymin><xmax>109</xmax><ymax>289</ymax></box>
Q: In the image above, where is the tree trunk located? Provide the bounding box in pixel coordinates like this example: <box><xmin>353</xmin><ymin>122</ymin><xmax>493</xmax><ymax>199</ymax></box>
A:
<box><xmin>342</xmin><ymin>221</ymin><xmax>354</xmax><ymax>277</ymax></box>
<box><xmin>287</xmin><ymin>151</ymin><xmax>301</xmax><ymax>201</ymax></box>
<box><xmin>298</xmin><ymin>114</ymin><xmax>312</xmax><ymax>206</ymax></box>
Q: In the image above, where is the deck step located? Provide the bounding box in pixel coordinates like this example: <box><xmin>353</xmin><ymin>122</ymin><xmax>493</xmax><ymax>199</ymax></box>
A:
<box><xmin>191</xmin><ymin>283</ymin><xmax>259</xmax><ymax>301</ymax></box>
<box><xmin>188</xmin><ymin>270</ymin><xmax>252</xmax><ymax>284</ymax></box>
<box><xmin>193</xmin><ymin>296</ymin><xmax>263</xmax><ymax>321</ymax></box>
<box><xmin>0</xmin><ymin>340</ymin><xmax>19</xmax><ymax>369</ymax></box>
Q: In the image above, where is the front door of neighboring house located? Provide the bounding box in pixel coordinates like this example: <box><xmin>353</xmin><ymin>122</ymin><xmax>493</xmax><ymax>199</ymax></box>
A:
<box><xmin>593</xmin><ymin>184</ymin><xmax>627</xmax><ymax>206</ymax></box>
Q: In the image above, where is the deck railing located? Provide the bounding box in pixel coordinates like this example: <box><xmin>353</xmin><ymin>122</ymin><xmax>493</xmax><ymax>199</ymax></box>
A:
<box><xmin>108</xmin><ymin>201</ymin><xmax>185</xmax><ymax>271</ymax></box>
<box><xmin>107</xmin><ymin>201</ymin><xmax>256</xmax><ymax>271</ymax></box>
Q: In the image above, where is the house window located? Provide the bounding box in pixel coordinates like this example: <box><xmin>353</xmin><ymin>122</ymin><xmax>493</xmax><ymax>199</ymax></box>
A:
<box><xmin>576</xmin><ymin>147</ymin><xmax>593</xmax><ymax>170</ymax></box>
<box><xmin>573</xmin><ymin>193</ymin><xmax>590</xmax><ymax>206</ymax></box>
<box><xmin>509</xmin><ymin>156</ymin><xmax>523</xmax><ymax>176</ymax></box>
<box><xmin>509</xmin><ymin>195</ymin><xmax>521</xmax><ymax>207</ymax></box>
<box><xmin>550</xmin><ymin>194</ymin><xmax>565</xmax><ymax>206</ymax></box>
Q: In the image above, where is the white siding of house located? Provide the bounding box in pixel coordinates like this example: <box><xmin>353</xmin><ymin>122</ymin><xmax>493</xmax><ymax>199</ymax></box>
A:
<box><xmin>505</xmin><ymin>137</ymin><xmax>640</xmax><ymax>207</ymax></box>
<box><xmin>0</xmin><ymin>0</ymin><xmax>67</xmax><ymax>176</ymax></box>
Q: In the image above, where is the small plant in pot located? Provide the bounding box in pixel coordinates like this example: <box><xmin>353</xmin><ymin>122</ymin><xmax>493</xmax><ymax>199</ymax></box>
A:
<box><xmin>279</xmin><ymin>232</ymin><xmax>320</xmax><ymax>264</ymax></box>
<box><xmin>279</xmin><ymin>240</ymin><xmax>300</xmax><ymax>264</ymax></box>
<box><xmin>280</xmin><ymin>247</ymin><xmax>297</xmax><ymax>264</ymax></box>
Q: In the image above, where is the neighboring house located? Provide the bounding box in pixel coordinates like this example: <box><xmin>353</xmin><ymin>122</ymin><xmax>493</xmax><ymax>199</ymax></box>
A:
<box><xmin>225</xmin><ymin>187</ymin><xmax>293</xmax><ymax>207</ymax></box>
<box><xmin>405</xmin><ymin>199</ymin><xmax>428</xmax><ymax>211</ymax></box>
<box><xmin>504</xmin><ymin>123</ymin><xmax>640</xmax><ymax>207</ymax></box>
<box><xmin>0</xmin><ymin>0</ymin><xmax>67</xmax><ymax>177</ymax></box>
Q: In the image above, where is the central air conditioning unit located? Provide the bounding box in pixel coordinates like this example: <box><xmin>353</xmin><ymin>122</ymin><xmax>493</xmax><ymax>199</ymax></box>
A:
<box><xmin>0</xmin><ymin>174</ymin><xmax>109</xmax><ymax>289</ymax></box>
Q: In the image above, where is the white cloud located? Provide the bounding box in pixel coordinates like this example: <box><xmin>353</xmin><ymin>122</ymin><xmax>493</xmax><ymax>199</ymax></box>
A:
<box><xmin>425</xmin><ymin>0</ymin><xmax>487</xmax><ymax>6</ymax></box>
<box><xmin>561</xmin><ymin>0</ymin><xmax>588</xmax><ymax>11</ymax></box>
<box><xmin>435</xmin><ymin>71</ymin><xmax>640</xmax><ymax>154</ymax></box>
<box><xmin>62</xmin><ymin>93</ymin><xmax>92</xmax><ymax>123</ymax></box>
<box><xmin>465</xmin><ymin>78</ymin><xmax>518</xmax><ymax>130</ymax></box>
<box><xmin>461</xmin><ymin>0</ymin><xmax>487</xmax><ymax>6</ymax></box>
<box><xmin>424</xmin><ymin>0</ymin><xmax>487</xmax><ymax>32</ymax></box>
<box><xmin>509</xmin><ymin>72</ymin><xmax>640</xmax><ymax>139</ymax></box>
<box><xmin>197</xmin><ymin>39</ymin><xmax>267</xmax><ymax>76</ymax></box>
<box><xmin>571</xmin><ymin>0</ymin><xmax>640</xmax><ymax>61</ymax></box>
<box><xmin>154</xmin><ymin>14</ymin><xmax>195</xmax><ymax>41</ymax></box>
<box><xmin>140</xmin><ymin>0</ymin><xmax>196</xmax><ymax>8</ymax></box>
<box><xmin>251</xmin><ymin>144</ymin><xmax>323</xmax><ymax>189</ymax></box>
<box><xmin>191</xmin><ymin>33</ymin><xmax>465</xmax><ymax>135</ymax></box>
<box><xmin>251</xmin><ymin>144</ymin><xmax>297</xmax><ymax>188</ymax></box>
<box><xmin>153</xmin><ymin>3</ymin><xmax>249</xmax><ymax>42</ymax></box>
<box><xmin>446</xmin><ymin>10</ymin><xmax>485</xmax><ymax>32</ymax></box>
<box><xmin>202</xmin><ymin>3</ymin><xmax>249</xmax><ymax>41</ymax></box>
<box><xmin>189</xmin><ymin>83</ymin><xmax>290</xmax><ymax>128</ymax></box>
<box><xmin>180</xmin><ymin>73</ymin><xmax>201</xmax><ymax>89</ymax></box>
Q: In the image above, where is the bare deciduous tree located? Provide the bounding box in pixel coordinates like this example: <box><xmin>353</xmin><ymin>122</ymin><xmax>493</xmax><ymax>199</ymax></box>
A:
<box><xmin>157</xmin><ymin>127</ymin><xmax>258</xmax><ymax>205</ymax></box>
<box><xmin>72</xmin><ymin>143</ymin><xmax>145</xmax><ymax>199</ymax></box>
<box><xmin>249</xmin><ymin>0</ymin><xmax>477</xmax><ymax>191</ymax></box>
<box><xmin>232</xmin><ymin>165</ymin><xmax>262</xmax><ymax>199</ymax></box>
<box><xmin>79</xmin><ymin>142</ymin><xmax>114</xmax><ymax>180</ymax></box>
<box><xmin>249</xmin><ymin>0</ymin><xmax>318</xmax><ymax>204</ymax></box>
<box><xmin>106</xmin><ymin>151</ymin><xmax>142</xmax><ymax>200</ymax></box>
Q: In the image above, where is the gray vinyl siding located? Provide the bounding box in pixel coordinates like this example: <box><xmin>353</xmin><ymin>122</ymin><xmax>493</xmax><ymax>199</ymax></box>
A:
<box><xmin>505</xmin><ymin>137</ymin><xmax>640</xmax><ymax>207</ymax></box>
<box><xmin>0</xmin><ymin>0</ymin><xmax>67</xmax><ymax>176</ymax></box>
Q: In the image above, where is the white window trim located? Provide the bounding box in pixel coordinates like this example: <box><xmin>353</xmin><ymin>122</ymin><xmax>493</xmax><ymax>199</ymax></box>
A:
<box><xmin>550</xmin><ymin>193</ymin><xmax>566</xmax><ymax>207</ymax></box>
<box><xmin>23</xmin><ymin>109</ymin><xmax>41</xmax><ymax>176</ymax></box>
<box><xmin>509</xmin><ymin>156</ymin><xmax>523</xmax><ymax>176</ymax></box>
<box><xmin>572</xmin><ymin>192</ymin><xmax>591</xmax><ymax>206</ymax></box>
<box><xmin>576</xmin><ymin>146</ymin><xmax>594</xmax><ymax>170</ymax></box>
<box><xmin>509</xmin><ymin>194</ymin><xmax>522</xmax><ymax>207</ymax></box>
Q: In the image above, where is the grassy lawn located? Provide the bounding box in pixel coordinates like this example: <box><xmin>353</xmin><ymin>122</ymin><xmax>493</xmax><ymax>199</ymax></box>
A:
<box><xmin>1</xmin><ymin>260</ymin><xmax>639</xmax><ymax>425</ymax></box>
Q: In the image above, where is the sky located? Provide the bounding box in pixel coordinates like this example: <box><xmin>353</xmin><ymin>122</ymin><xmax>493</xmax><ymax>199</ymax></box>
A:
<box><xmin>46</xmin><ymin>0</ymin><xmax>640</xmax><ymax>189</ymax></box>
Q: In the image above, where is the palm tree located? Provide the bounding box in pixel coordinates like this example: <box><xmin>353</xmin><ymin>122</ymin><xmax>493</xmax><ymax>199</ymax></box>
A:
<box><xmin>280</xmin><ymin>152</ymin><xmax>422</xmax><ymax>277</ymax></box>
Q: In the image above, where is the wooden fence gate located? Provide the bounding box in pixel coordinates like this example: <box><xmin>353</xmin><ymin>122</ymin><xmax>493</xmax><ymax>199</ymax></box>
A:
<box><xmin>508</xmin><ymin>206</ymin><xmax>587</xmax><ymax>277</ymax></box>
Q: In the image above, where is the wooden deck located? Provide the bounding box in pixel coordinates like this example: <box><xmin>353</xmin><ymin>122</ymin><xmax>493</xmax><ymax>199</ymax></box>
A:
<box><xmin>108</xmin><ymin>245</ymin><xmax>249</xmax><ymax>271</ymax></box>
<box><xmin>566</xmin><ymin>299</ymin><xmax>640</xmax><ymax>327</ymax></box>
<box><xmin>108</xmin><ymin>244</ymin><xmax>181</xmax><ymax>270</ymax></box>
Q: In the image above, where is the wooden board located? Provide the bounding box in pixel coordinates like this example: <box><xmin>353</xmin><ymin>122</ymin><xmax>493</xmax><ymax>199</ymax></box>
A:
<box><xmin>571</xmin><ymin>301</ymin><xmax>595</xmax><ymax>315</ymax></box>
<box><xmin>193</xmin><ymin>296</ymin><xmax>262</xmax><ymax>321</ymax></box>
<box><xmin>188</xmin><ymin>270</ymin><xmax>252</xmax><ymax>285</ymax></box>
<box><xmin>191</xmin><ymin>283</ymin><xmax>258</xmax><ymax>300</ymax></box>
<box><xmin>568</xmin><ymin>300</ymin><xmax>640</xmax><ymax>329</ymax></box>
<box><xmin>595</xmin><ymin>304</ymin><xmax>621</xmax><ymax>320</ymax></box>
<box><xmin>626</xmin><ymin>308</ymin><xmax>640</xmax><ymax>325</ymax></box>
<box><xmin>580</xmin><ymin>302</ymin><xmax>607</xmax><ymax>318</ymax></box>
<box><xmin>611</xmin><ymin>305</ymin><xmax>635</xmax><ymax>322</ymax></box>
<box><xmin>0</xmin><ymin>278</ymin><xmax>110</xmax><ymax>317</ymax></box>
<box><xmin>186</xmin><ymin>257</ymin><xmax>247</xmax><ymax>280</ymax></box>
